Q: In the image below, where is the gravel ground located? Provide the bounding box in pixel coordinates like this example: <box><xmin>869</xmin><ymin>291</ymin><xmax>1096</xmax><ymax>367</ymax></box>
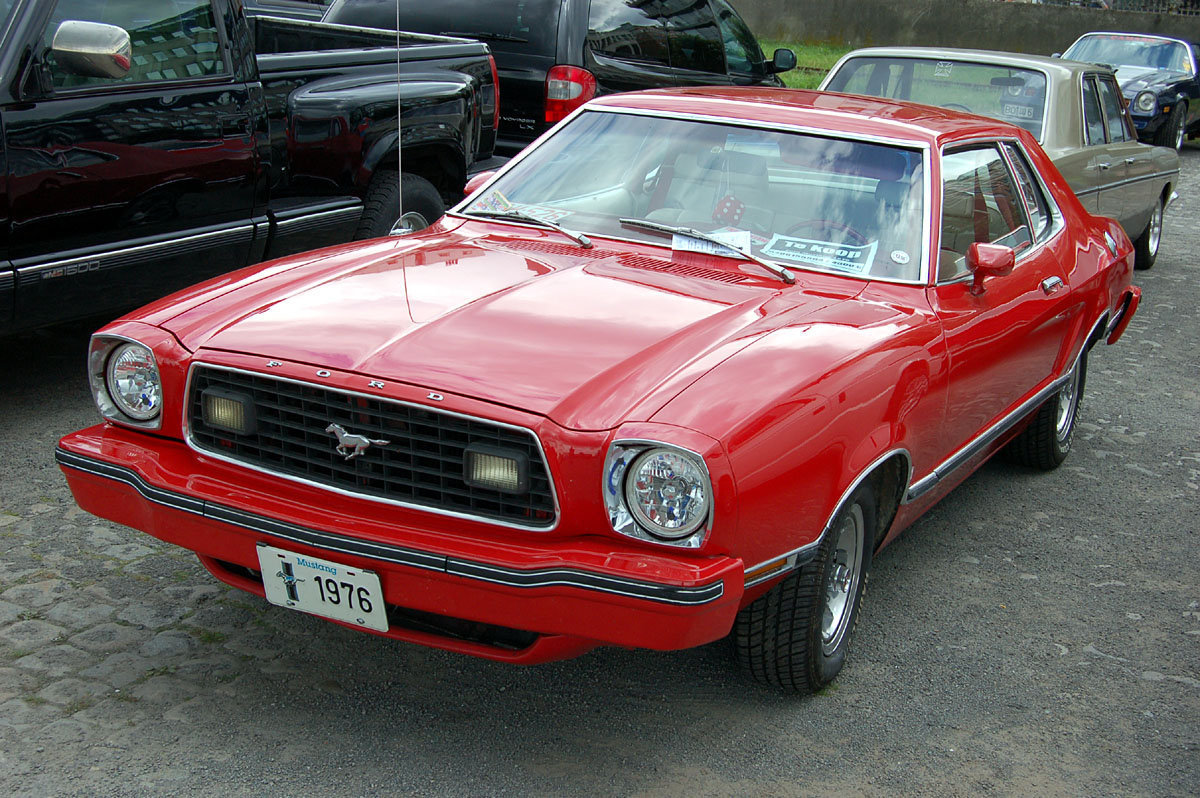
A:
<box><xmin>0</xmin><ymin>148</ymin><xmax>1196</xmax><ymax>797</ymax></box>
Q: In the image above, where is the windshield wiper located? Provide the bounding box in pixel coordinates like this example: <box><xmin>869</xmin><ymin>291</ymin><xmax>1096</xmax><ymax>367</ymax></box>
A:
<box><xmin>466</xmin><ymin>209</ymin><xmax>593</xmax><ymax>249</ymax></box>
<box><xmin>619</xmin><ymin>218</ymin><xmax>795</xmax><ymax>285</ymax></box>
<box><xmin>439</xmin><ymin>31</ymin><xmax>529</xmax><ymax>43</ymax></box>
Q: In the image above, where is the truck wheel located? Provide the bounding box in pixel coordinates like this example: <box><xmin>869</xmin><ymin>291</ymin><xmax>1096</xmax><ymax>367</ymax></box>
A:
<box><xmin>1004</xmin><ymin>351</ymin><xmax>1086</xmax><ymax>470</ymax></box>
<box><xmin>356</xmin><ymin>172</ymin><xmax>444</xmax><ymax>239</ymax></box>
<box><xmin>1154</xmin><ymin>103</ymin><xmax>1186</xmax><ymax>151</ymax></box>
<box><xmin>732</xmin><ymin>484</ymin><xmax>875</xmax><ymax>694</ymax></box>
<box><xmin>1133</xmin><ymin>195</ymin><xmax>1164</xmax><ymax>271</ymax></box>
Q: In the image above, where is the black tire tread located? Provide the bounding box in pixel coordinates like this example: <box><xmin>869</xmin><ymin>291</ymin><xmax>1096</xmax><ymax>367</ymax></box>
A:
<box><xmin>1153</xmin><ymin>102</ymin><xmax>1186</xmax><ymax>150</ymax></box>
<box><xmin>1005</xmin><ymin>353</ymin><xmax>1087</xmax><ymax>470</ymax></box>
<box><xmin>355</xmin><ymin>172</ymin><xmax>444</xmax><ymax>240</ymax></box>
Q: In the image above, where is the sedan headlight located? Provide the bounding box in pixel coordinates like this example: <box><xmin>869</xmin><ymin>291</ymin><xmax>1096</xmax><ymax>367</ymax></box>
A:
<box><xmin>89</xmin><ymin>336</ymin><xmax>161</xmax><ymax>428</ymax></box>
<box><xmin>604</xmin><ymin>442</ymin><xmax>711</xmax><ymax>547</ymax></box>
<box><xmin>1134</xmin><ymin>91</ymin><xmax>1156</xmax><ymax>114</ymax></box>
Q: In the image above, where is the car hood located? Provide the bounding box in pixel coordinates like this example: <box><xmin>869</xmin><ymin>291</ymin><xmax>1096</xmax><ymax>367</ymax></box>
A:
<box><xmin>1115</xmin><ymin>65</ymin><xmax>1186</xmax><ymax>93</ymax></box>
<box><xmin>159</xmin><ymin>226</ymin><xmax>855</xmax><ymax>431</ymax></box>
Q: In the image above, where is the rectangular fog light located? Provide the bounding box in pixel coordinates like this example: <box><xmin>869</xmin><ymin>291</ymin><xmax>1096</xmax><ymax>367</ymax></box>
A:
<box><xmin>464</xmin><ymin>445</ymin><xmax>529</xmax><ymax>494</ymax></box>
<box><xmin>201</xmin><ymin>387</ymin><xmax>256</xmax><ymax>436</ymax></box>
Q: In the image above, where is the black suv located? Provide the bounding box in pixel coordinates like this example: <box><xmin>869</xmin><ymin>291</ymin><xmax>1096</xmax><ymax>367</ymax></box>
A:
<box><xmin>324</xmin><ymin>0</ymin><xmax>795</xmax><ymax>155</ymax></box>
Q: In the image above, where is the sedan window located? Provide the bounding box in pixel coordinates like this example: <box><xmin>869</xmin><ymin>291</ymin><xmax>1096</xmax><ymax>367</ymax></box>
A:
<box><xmin>824</xmin><ymin>57</ymin><xmax>1048</xmax><ymax>141</ymax></box>
<box><xmin>1096</xmin><ymin>77</ymin><xmax>1131</xmax><ymax>144</ymax></box>
<box><xmin>1082</xmin><ymin>78</ymin><xmax>1106</xmax><ymax>146</ymax></box>
<box><xmin>1002</xmin><ymin>143</ymin><xmax>1052</xmax><ymax>243</ymax></box>
<box><xmin>464</xmin><ymin>111</ymin><xmax>927</xmax><ymax>281</ymax></box>
<box><xmin>938</xmin><ymin>146</ymin><xmax>1031</xmax><ymax>281</ymax></box>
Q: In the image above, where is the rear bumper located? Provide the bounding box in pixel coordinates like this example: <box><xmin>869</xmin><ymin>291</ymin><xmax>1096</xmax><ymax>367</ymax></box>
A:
<box><xmin>57</xmin><ymin>426</ymin><xmax>744</xmax><ymax>663</ymax></box>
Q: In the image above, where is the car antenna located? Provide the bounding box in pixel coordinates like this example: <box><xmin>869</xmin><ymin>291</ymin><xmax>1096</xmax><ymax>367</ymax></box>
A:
<box><xmin>390</xmin><ymin>1</ymin><xmax>427</xmax><ymax>235</ymax></box>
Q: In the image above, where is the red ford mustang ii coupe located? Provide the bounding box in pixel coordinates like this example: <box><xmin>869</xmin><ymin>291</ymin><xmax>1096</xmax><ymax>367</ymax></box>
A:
<box><xmin>57</xmin><ymin>88</ymin><xmax>1141</xmax><ymax>693</ymax></box>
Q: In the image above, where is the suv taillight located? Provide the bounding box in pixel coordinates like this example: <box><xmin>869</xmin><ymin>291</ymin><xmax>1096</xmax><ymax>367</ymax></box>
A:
<box><xmin>487</xmin><ymin>54</ymin><xmax>500</xmax><ymax>129</ymax></box>
<box><xmin>545</xmin><ymin>65</ymin><xmax>596</xmax><ymax>124</ymax></box>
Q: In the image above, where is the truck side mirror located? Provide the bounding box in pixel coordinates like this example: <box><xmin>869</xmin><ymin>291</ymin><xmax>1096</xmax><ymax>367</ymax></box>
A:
<box><xmin>769</xmin><ymin>49</ymin><xmax>797</xmax><ymax>74</ymax></box>
<box><xmin>51</xmin><ymin>20</ymin><xmax>131</xmax><ymax>80</ymax></box>
<box><xmin>968</xmin><ymin>242</ymin><xmax>1015</xmax><ymax>295</ymax></box>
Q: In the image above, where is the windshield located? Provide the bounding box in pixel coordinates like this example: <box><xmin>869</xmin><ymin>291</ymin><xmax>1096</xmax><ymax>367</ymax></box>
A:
<box><xmin>825</xmin><ymin>56</ymin><xmax>1048</xmax><ymax>141</ymax></box>
<box><xmin>1064</xmin><ymin>34</ymin><xmax>1193</xmax><ymax>75</ymax></box>
<box><xmin>462</xmin><ymin>111</ymin><xmax>927</xmax><ymax>282</ymax></box>
<box><xmin>324</xmin><ymin>0</ymin><xmax>561</xmax><ymax>56</ymax></box>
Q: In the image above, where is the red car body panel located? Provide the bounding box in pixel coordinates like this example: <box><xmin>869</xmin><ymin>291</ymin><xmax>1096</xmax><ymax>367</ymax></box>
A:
<box><xmin>58</xmin><ymin>88</ymin><xmax>1138</xmax><ymax>663</ymax></box>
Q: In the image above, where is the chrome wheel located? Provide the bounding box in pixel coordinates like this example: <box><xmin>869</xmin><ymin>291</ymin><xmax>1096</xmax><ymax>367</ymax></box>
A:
<box><xmin>1174</xmin><ymin>113</ymin><xmax>1186</xmax><ymax>151</ymax></box>
<box><xmin>821</xmin><ymin>503</ymin><xmax>864</xmax><ymax>655</ymax></box>
<box><xmin>1055</xmin><ymin>362</ymin><xmax>1081</xmax><ymax>441</ymax></box>
<box><xmin>1146</xmin><ymin>200</ymin><xmax>1163</xmax><ymax>260</ymax></box>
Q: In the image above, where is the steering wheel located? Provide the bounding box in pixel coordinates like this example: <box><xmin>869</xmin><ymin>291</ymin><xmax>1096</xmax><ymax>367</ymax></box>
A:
<box><xmin>785</xmin><ymin>219</ymin><xmax>869</xmax><ymax>245</ymax></box>
<box><xmin>940</xmin><ymin>102</ymin><xmax>973</xmax><ymax>113</ymax></box>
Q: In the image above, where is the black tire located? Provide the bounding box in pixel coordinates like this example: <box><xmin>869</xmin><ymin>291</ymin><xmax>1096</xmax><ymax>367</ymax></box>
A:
<box><xmin>1004</xmin><ymin>351</ymin><xmax>1087</xmax><ymax>470</ymax></box>
<box><xmin>732</xmin><ymin>485</ymin><xmax>875</xmax><ymax>694</ymax></box>
<box><xmin>1133</xmin><ymin>194</ymin><xmax>1164</xmax><ymax>271</ymax></box>
<box><xmin>355</xmin><ymin>172</ymin><xmax>444</xmax><ymax>239</ymax></box>
<box><xmin>1153</xmin><ymin>102</ymin><xmax>1186</xmax><ymax>151</ymax></box>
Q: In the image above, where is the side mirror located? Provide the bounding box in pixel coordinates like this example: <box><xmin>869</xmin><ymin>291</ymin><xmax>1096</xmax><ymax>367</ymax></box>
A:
<box><xmin>968</xmin><ymin>242</ymin><xmax>1015</xmax><ymax>295</ymax></box>
<box><xmin>769</xmin><ymin>48</ymin><xmax>797</xmax><ymax>74</ymax></box>
<box><xmin>1051</xmin><ymin>52</ymin><xmax>1062</xmax><ymax>59</ymax></box>
<box><xmin>51</xmin><ymin>20</ymin><xmax>131</xmax><ymax>80</ymax></box>
<box><xmin>463</xmin><ymin>170</ymin><xmax>496</xmax><ymax>197</ymax></box>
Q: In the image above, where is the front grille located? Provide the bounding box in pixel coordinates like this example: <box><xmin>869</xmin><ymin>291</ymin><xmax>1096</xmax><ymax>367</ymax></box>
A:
<box><xmin>187</xmin><ymin>366</ymin><xmax>556</xmax><ymax>528</ymax></box>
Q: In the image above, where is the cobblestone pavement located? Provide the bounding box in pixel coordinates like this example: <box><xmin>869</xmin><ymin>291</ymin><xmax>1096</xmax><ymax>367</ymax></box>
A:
<box><xmin>0</xmin><ymin>151</ymin><xmax>1197</xmax><ymax>797</ymax></box>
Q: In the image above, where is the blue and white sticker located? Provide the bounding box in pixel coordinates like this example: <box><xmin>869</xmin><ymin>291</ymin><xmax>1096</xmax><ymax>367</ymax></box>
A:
<box><xmin>762</xmin><ymin>235</ymin><xmax>878</xmax><ymax>274</ymax></box>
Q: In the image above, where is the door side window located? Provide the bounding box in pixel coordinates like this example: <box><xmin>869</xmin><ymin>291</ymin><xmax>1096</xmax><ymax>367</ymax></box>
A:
<box><xmin>1082</xmin><ymin>77</ymin><xmax>1106</xmax><ymax>146</ymax></box>
<box><xmin>663</xmin><ymin>0</ymin><xmax>724</xmax><ymax>74</ymax></box>
<box><xmin>938</xmin><ymin>146</ymin><xmax>1031</xmax><ymax>281</ymax></box>
<box><xmin>587</xmin><ymin>0</ymin><xmax>670</xmax><ymax>67</ymax></box>
<box><xmin>710</xmin><ymin>0</ymin><xmax>764</xmax><ymax>77</ymax></box>
<box><xmin>44</xmin><ymin>0</ymin><xmax>226</xmax><ymax>89</ymax></box>
<box><xmin>1097</xmin><ymin>76</ymin><xmax>1134</xmax><ymax>143</ymax></box>
<box><xmin>1002</xmin><ymin>142</ymin><xmax>1053</xmax><ymax>243</ymax></box>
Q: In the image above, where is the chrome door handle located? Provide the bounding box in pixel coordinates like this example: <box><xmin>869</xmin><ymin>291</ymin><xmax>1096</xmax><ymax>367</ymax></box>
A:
<box><xmin>1125</xmin><ymin>157</ymin><xmax>1136</xmax><ymax>165</ymax></box>
<box><xmin>1041</xmin><ymin>276</ymin><xmax>1064</xmax><ymax>295</ymax></box>
<box><xmin>1097</xmin><ymin>161</ymin><xmax>1112</xmax><ymax>171</ymax></box>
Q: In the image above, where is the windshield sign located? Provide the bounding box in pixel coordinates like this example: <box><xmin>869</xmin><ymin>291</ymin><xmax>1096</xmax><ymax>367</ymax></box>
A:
<box><xmin>462</xmin><ymin>112</ymin><xmax>926</xmax><ymax>282</ymax></box>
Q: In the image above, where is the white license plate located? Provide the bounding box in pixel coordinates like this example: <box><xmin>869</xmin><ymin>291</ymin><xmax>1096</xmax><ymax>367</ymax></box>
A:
<box><xmin>256</xmin><ymin>544</ymin><xmax>389</xmax><ymax>632</ymax></box>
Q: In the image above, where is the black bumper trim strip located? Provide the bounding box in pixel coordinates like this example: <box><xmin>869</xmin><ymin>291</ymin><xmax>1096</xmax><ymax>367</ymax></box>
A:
<box><xmin>56</xmin><ymin>447</ymin><xmax>725</xmax><ymax>607</ymax></box>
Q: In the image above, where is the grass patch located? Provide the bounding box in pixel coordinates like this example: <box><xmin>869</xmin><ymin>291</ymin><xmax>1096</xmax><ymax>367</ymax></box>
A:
<box><xmin>192</xmin><ymin>628</ymin><xmax>227</xmax><ymax>644</ymax></box>
<box><xmin>760</xmin><ymin>39</ymin><xmax>852</xmax><ymax>89</ymax></box>
<box><xmin>24</xmin><ymin>695</ymin><xmax>49</xmax><ymax>706</ymax></box>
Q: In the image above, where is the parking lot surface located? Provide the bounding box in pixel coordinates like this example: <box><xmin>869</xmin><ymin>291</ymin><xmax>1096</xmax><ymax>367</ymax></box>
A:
<box><xmin>0</xmin><ymin>150</ymin><xmax>1197</xmax><ymax>797</ymax></box>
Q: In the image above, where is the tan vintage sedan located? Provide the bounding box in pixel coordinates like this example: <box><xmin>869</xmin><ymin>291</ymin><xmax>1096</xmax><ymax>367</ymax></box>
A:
<box><xmin>821</xmin><ymin>47</ymin><xmax>1179</xmax><ymax>269</ymax></box>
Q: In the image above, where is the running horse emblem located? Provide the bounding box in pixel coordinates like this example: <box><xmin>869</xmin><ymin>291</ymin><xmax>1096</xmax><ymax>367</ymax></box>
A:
<box><xmin>325</xmin><ymin>423</ymin><xmax>390</xmax><ymax>460</ymax></box>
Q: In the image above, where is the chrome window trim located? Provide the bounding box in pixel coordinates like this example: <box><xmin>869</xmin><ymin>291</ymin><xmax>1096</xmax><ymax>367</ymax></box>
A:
<box><xmin>905</xmin><ymin>313</ymin><xmax>1107</xmax><ymax>503</ymax></box>
<box><xmin>934</xmin><ymin>137</ymin><xmax>1066</xmax><ymax>285</ymax></box>
<box><xmin>54</xmin><ymin>447</ymin><xmax>724</xmax><ymax>606</ymax></box>
<box><xmin>743</xmin><ymin>447</ymin><xmax>912</xmax><ymax>586</ymax></box>
<box><xmin>182</xmin><ymin>362</ymin><xmax>563</xmax><ymax>532</ymax></box>
<box><xmin>451</xmin><ymin>105</ymin><xmax>934</xmax><ymax>286</ymax></box>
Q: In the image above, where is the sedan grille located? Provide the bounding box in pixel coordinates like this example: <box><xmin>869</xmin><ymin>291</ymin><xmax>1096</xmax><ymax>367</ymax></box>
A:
<box><xmin>187</xmin><ymin>366</ymin><xmax>556</xmax><ymax>528</ymax></box>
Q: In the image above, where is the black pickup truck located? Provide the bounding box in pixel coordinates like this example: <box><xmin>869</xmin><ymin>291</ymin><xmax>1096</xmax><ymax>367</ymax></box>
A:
<box><xmin>0</xmin><ymin>0</ymin><xmax>497</xmax><ymax>333</ymax></box>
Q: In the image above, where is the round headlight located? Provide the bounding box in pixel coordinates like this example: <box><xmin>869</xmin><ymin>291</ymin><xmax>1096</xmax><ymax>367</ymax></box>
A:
<box><xmin>1134</xmin><ymin>91</ymin><xmax>1156</xmax><ymax>114</ymax></box>
<box><xmin>623</xmin><ymin>448</ymin><xmax>709</xmax><ymax>539</ymax></box>
<box><xmin>105</xmin><ymin>343</ymin><xmax>161</xmax><ymax>421</ymax></box>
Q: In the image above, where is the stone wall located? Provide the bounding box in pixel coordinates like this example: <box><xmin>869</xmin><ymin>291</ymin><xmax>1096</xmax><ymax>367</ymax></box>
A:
<box><xmin>736</xmin><ymin>0</ymin><xmax>1200</xmax><ymax>54</ymax></box>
